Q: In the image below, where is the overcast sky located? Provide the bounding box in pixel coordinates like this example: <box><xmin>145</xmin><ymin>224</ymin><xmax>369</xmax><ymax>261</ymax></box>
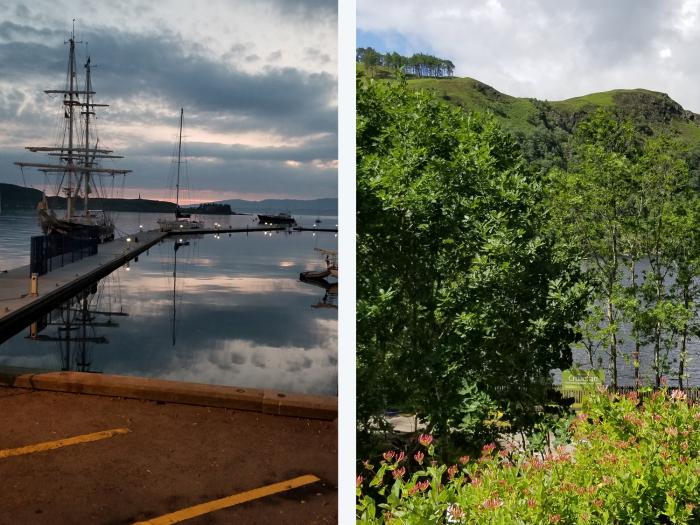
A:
<box><xmin>358</xmin><ymin>0</ymin><xmax>700</xmax><ymax>113</ymax></box>
<box><xmin>0</xmin><ymin>0</ymin><xmax>337</xmax><ymax>203</ymax></box>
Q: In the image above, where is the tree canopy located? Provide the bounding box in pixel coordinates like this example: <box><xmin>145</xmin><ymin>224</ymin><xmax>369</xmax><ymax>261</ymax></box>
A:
<box><xmin>357</xmin><ymin>78</ymin><xmax>589</xmax><ymax>449</ymax></box>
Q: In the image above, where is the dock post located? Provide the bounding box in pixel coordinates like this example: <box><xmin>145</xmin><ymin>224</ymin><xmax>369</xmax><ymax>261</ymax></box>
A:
<box><xmin>30</xmin><ymin>273</ymin><xmax>39</xmax><ymax>297</ymax></box>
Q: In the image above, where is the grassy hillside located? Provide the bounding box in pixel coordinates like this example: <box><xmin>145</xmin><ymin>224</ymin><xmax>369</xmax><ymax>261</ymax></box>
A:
<box><xmin>360</xmin><ymin>72</ymin><xmax>700</xmax><ymax>174</ymax></box>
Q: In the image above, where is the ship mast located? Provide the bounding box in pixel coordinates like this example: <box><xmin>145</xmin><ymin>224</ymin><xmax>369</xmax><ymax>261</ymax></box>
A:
<box><xmin>83</xmin><ymin>57</ymin><xmax>92</xmax><ymax>215</ymax></box>
<box><xmin>14</xmin><ymin>23</ymin><xmax>131</xmax><ymax>223</ymax></box>
<box><xmin>66</xmin><ymin>27</ymin><xmax>77</xmax><ymax>219</ymax></box>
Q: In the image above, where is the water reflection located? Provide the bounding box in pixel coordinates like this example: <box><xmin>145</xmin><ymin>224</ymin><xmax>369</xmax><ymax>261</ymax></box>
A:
<box><xmin>28</xmin><ymin>278</ymin><xmax>127</xmax><ymax>372</ymax></box>
<box><xmin>0</xmin><ymin>213</ymin><xmax>337</xmax><ymax>396</ymax></box>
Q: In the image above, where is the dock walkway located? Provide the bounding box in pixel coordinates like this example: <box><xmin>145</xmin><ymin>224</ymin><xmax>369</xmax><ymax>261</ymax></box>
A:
<box><xmin>0</xmin><ymin>230</ymin><xmax>166</xmax><ymax>343</ymax></box>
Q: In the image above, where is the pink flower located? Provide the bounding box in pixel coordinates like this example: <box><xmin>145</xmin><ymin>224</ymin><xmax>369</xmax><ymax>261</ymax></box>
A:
<box><xmin>482</xmin><ymin>498</ymin><xmax>503</xmax><ymax>510</ymax></box>
<box><xmin>383</xmin><ymin>450</ymin><xmax>396</xmax><ymax>462</ymax></box>
<box><xmin>481</xmin><ymin>443</ymin><xmax>496</xmax><ymax>456</ymax></box>
<box><xmin>356</xmin><ymin>475</ymin><xmax>363</xmax><ymax>488</ymax></box>
<box><xmin>396</xmin><ymin>451</ymin><xmax>405</xmax><ymax>463</ymax></box>
<box><xmin>550</xmin><ymin>515</ymin><xmax>561</xmax><ymax>523</ymax></box>
<box><xmin>418</xmin><ymin>480</ymin><xmax>430</xmax><ymax>492</ymax></box>
<box><xmin>459</xmin><ymin>455</ymin><xmax>470</xmax><ymax>465</ymax></box>
<box><xmin>527</xmin><ymin>499</ymin><xmax>536</xmax><ymax>508</ymax></box>
<box><xmin>418</xmin><ymin>434</ymin><xmax>433</xmax><ymax>447</ymax></box>
<box><xmin>414</xmin><ymin>451</ymin><xmax>425</xmax><ymax>465</ymax></box>
<box><xmin>392</xmin><ymin>466</ymin><xmax>406</xmax><ymax>480</ymax></box>
<box><xmin>667</xmin><ymin>427</ymin><xmax>678</xmax><ymax>438</ymax></box>
<box><xmin>671</xmin><ymin>389</ymin><xmax>687</xmax><ymax>401</ymax></box>
<box><xmin>447</xmin><ymin>464</ymin><xmax>458</xmax><ymax>479</ymax></box>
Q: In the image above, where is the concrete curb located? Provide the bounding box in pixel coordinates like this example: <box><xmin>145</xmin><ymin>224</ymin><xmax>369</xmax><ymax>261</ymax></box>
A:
<box><xmin>6</xmin><ymin>371</ymin><xmax>337</xmax><ymax>421</ymax></box>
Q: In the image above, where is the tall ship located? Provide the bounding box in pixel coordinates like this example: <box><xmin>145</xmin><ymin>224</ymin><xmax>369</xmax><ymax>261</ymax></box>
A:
<box><xmin>15</xmin><ymin>26</ymin><xmax>131</xmax><ymax>242</ymax></box>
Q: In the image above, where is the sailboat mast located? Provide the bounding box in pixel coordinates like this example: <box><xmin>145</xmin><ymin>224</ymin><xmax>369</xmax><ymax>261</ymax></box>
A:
<box><xmin>175</xmin><ymin>107</ymin><xmax>183</xmax><ymax>215</ymax></box>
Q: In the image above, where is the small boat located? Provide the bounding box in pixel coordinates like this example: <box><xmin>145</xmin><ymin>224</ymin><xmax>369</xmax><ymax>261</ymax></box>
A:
<box><xmin>257</xmin><ymin>212</ymin><xmax>296</xmax><ymax>225</ymax></box>
<box><xmin>157</xmin><ymin>108</ymin><xmax>203</xmax><ymax>232</ymax></box>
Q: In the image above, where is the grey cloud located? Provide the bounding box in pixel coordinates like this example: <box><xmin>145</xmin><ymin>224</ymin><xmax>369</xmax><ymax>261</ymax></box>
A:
<box><xmin>266</xmin><ymin>50</ymin><xmax>282</xmax><ymax>61</ymax></box>
<box><xmin>244</xmin><ymin>53</ymin><xmax>260</xmax><ymax>62</ymax></box>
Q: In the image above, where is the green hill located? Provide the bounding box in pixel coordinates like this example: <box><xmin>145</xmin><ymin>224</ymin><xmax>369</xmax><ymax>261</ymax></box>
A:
<box><xmin>370</xmin><ymin>74</ymin><xmax>700</xmax><ymax>174</ymax></box>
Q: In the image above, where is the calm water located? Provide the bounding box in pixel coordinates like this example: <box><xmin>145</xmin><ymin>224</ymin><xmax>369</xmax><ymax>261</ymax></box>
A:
<box><xmin>554</xmin><ymin>258</ymin><xmax>700</xmax><ymax>387</ymax></box>
<box><xmin>0</xmin><ymin>211</ymin><xmax>338</xmax><ymax>396</ymax></box>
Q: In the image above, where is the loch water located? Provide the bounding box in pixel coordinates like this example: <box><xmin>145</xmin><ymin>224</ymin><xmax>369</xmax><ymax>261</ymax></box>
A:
<box><xmin>0</xmin><ymin>211</ymin><xmax>338</xmax><ymax>396</ymax></box>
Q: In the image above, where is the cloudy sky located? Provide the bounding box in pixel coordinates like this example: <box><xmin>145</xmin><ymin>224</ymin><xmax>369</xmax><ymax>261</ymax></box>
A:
<box><xmin>0</xmin><ymin>0</ymin><xmax>337</xmax><ymax>203</ymax></box>
<box><xmin>358</xmin><ymin>0</ymin><xmax>700</xmax><ymax>113</ymax></box>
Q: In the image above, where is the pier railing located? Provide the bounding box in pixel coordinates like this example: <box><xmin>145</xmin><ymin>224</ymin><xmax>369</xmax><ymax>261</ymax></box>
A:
<box><xmin>30</xmin><ymin>235</ymin><xmax>98</xmax><ymax>276</ymax></box>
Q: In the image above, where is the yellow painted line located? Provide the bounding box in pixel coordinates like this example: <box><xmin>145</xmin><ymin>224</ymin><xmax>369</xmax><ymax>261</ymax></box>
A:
<box><xmin>0</xmin><ymin>428</ymin><xmax>130</xmax><ymax>459</ymax></box>
<box><xmin>134</xmin><ymin>474</ymin><xmax>321</xmax><ymax>525</ymax></box>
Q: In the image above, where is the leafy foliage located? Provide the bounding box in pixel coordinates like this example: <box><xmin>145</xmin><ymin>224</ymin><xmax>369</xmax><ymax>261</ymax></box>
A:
<box><xmin>357</xmin><ymin>77</ymin><xmax>589</xmax><ymax>450</ymax></box>
<box><xmin>357</xmin><ymin>389</ymin><xmax>700</xmax><ymax>524</ymax></box>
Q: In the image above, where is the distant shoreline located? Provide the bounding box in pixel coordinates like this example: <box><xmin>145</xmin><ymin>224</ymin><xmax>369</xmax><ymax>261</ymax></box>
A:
<box><xmin>0</xmin><ymin>183</ymin><xmax>338</xmax><ymax>216</ymax></box>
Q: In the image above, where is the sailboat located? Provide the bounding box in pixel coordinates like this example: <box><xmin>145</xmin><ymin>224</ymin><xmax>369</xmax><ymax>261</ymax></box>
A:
<box><xmin>157</xmin><ymin>108</ymin><xmax>202</xmax><ymax>232</ymax></box>
<box><xmin>15</xmin><ymin>26</ymin><xmax>131</xmax><ymax>242</ymax></box>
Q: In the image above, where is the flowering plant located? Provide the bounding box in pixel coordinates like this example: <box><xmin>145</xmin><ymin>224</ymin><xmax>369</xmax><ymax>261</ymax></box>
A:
<box><xmin>357</xmin><ymin>389</ymin><xmax>700</xmax><ymax>524</ymax></box>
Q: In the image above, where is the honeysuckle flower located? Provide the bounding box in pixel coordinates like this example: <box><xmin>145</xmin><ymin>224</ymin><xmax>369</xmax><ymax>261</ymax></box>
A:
<box><xmin>458</xmin><ymin>455</ymin><xmax>470</xmax><ymax>465</ymax></box>
<box><xmin>671</xmin><ymin>389</ymin><xmax>687</xmax><ymax>401</ymax></box>
<box><xmin>418</xmin><ymin>480</ymin><xmax>430</xmax><ymax>492</ymax></box>
<box><xmin>482</xmin><ymin>498</ymin><xmax>503</xmax><ymax>510</ymax></box>
<box><xmin>418</xmin><ymin>434</ymin><xmax>433</xmax><ymax>447</ymax></box>
<box><xmin>527</xmin><ymin>499</ymin><xmax>536</xmax><ymax>508</ymax></box>
<box><xmin>481</xmin><ymin>443</ymin><xmax>496</xmax><ymax>456</ymax></box>
<box><xmin>396</xmin><ymin>451</ymin><xmax>405</xmax><ymax>463</ymax></box>
<box><xmin>362</xmin><ymin>460</ymin><xmax>374</xmax><ymax>471</ymax></box>
<box><xmin>414</xmin><ymin>451</ymin><xmax>425</xmax><ymax>465</ymax></box>
<box><xmin>550</xmin><ymin>515</ymin><xmax>561</xmax><ymax>523</ymax></box>
<box><xmin>383</xmin><ymin>450</ymin><xmax>396</xmax><ymax>462</ymax></box>
<box><xmin>392</xmin><ymin>466</ymin><xmax>406</xmax><ymax>480</ymax></box>
<box><xmin>447</xmin><ymin>464</ymin><xmax>458</xmax><ymax>479</ymax></box>
<box><xmin>446</xmin><ymin>503</ymin><xmax>465</xmax><ymax>522</ymax></box>
<box><xmin>356</xmin><ymin>475</ymin><xmax>363</xmax><ymax>488</ymax></box>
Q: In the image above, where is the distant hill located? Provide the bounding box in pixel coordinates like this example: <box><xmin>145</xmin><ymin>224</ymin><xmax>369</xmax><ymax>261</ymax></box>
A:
<box><xmin>0</xmin><ymin>183</ymin><xmax>337</xmax><ymax>216</ymax></box>
<box><xmin>216</xmin><ymin>198</ymin><xmax>338</xmax><ymax>216</ymax></box>
<box><xmin>360</xmin><ymin>71</ymin><xmax>700</xmax><ymax>177</ymax></box>
<box><xmin>0</xmin><ymin>183</ymin><xmax>175</xmax><ymax>213</ymax></box>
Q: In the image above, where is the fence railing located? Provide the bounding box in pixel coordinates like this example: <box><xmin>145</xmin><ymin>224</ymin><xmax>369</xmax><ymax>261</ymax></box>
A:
<box><xmin>556</xmin><ymin>386</ymin><xmax>700</xmax><ymax>404</ymax></box>
<box><xmin>30</xmin><ymin>235</ymin><xmax>98</xmax><ymax>276</ymax></box>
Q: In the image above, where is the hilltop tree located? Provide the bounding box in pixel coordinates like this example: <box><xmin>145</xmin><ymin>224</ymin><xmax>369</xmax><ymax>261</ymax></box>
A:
<box><xmin>357</xmin><ymin>78</ymin><xmax>588</xmax><ymax>450</ymax></box>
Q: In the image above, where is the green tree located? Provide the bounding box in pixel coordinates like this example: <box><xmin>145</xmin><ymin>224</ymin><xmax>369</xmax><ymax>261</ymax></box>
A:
<box><xmin>548</xmin><ymin>110</ymin><xmax>641</xmax><ymax>387</ymax></box>
<box><xmin>357</xmin><ymin>78</ymin><xmax>588</xmax><ymax>452</ymax></box>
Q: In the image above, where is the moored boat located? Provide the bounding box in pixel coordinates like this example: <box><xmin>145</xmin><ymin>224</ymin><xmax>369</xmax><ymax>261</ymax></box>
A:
<box><xmin>257</xmin><ymin>212</ymin><xmax>296</xmax><ymax>225</ymax></box>
<box><xmin>15</xmin><ymin>26</ymin><xmax>130</xmax><ymax>243</ymax></box>
<box><xmin>157</xmin><ymin>108</ymin><xmax>203</xmax><ymax>232</ymax></box>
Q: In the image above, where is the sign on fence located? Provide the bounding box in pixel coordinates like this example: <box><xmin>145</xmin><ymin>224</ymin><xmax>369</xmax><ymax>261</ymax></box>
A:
<box><xmin>561</xmin><ymin>369</ymin><xmax>604</xmax><ymax>390</ymax></box>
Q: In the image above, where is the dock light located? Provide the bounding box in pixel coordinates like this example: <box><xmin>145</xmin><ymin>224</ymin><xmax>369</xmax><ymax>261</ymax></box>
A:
<box><xmin>126</xmin><ymin>237</ymin><xmax>132</xmax><ymax>243</ymax></box>
<box><xmin>139</xmin><ymin>224</ymin><xmax>143</xmax><ymax>229</ymax></box>
<box><xmin>180</xmin><ymin>224</ymin><xmax>183</xmax><ymax>228</ymax></box>
<box><xmin>312</xmin><ymin>232</ymin><xmax>316</xmax><ymax>237</ymax></box>
<box><xmin>179</xmin><ymin>238</ymin><xmax>183</xmax><ymax>243</ymax></box>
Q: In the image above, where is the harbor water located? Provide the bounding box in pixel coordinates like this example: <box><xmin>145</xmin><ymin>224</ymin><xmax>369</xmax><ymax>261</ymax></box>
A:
<box><xmin>0</xmin><ymin>211</ymin><xmax>338</xmax><ymax>396</ymax></box>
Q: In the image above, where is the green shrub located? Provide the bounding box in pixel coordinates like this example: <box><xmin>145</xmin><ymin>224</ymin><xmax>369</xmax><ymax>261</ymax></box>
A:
<box><xmin>357</xmin><ymin>389</ymin><xmax>700</xmax><ymax>524</ymax></box>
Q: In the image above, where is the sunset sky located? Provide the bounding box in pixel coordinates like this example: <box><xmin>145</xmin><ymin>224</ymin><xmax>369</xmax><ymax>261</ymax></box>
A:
<box><xmin>0</xmin><ymin>0</ymin><xmax>337</xmax><ymax>203</ymax></box>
